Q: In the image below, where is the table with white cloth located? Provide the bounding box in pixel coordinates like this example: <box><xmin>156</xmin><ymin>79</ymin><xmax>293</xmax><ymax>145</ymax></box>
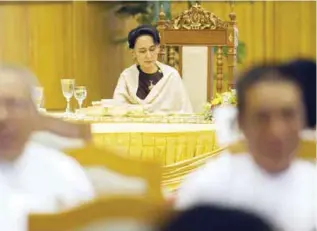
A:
<box><xmin>91</xmin><ymin>123</ymin><xmax>217</xmax><ymax>165</ymax></box>
<box><xmin>45</xmin><ymin>112</ymin><xmax>218</xmax><ymax>165</ymax></box>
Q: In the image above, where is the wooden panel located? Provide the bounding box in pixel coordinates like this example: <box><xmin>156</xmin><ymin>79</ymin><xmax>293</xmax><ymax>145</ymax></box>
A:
<box><xmin>0</xmin><ymin>3</ymin><xmax>29</xmax><ymax>65</ymax></box>
<box><xmin>0</xmin><ymin>2</ymin><xmax>111</xmax><ymax>110</ymax></box>
<box><xmin>26</xmin><ymin>3</ymin><xmax>72</xmax><ymax>109</ymax></box>
<box><xmin>162</xmin><ymin>30</ymin><xmax>227</xmax><ymax>46</ymax></box>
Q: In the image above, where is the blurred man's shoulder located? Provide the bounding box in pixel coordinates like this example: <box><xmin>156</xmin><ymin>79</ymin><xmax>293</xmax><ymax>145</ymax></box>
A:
<box><xmin>206</xmin><ymin>151</ymin><xmax>250</xmax><ymax>166</ymax></box>
<box><xmin>193</xmin><ymin>152</ymin><xmax>250</xmax><ymax>180</ymax></box>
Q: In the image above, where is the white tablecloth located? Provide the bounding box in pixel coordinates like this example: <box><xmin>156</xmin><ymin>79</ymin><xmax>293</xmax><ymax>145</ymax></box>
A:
<box><xmin>91</xmin><ymin>123</ymin><xmax>215</xmax><ymax>133</ymax></box>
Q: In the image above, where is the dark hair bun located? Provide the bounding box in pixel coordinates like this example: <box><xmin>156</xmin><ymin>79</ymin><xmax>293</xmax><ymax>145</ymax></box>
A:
<box><xmin>128</xmin><ymin>25</ymin><xmax>160</xmax><ymax>49</ymax></box>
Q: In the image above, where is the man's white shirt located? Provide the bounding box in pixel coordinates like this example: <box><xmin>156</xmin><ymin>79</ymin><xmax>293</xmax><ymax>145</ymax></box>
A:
<box><xmin>0</xmin><ymin>141</ymin><xmax>95</xmax><ymax>231</ymax></box>
<box><xmin>176</xmin><ymin>153</ymin><xmax>316</xmax><ymax>231</ymax></box>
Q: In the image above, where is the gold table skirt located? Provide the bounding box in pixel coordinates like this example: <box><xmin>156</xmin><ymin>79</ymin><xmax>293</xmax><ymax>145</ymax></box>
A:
<box><xmin>91</xmin><ymin>123</ymin><xmax>217</xmax><ymax>165</ymax></box>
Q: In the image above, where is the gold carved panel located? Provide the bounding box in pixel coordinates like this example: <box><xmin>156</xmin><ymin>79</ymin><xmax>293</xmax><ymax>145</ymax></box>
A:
<box><xmin>166</xmin><ymin>3</ymin><xmax>229</xmax><ymax>30</ymax></box>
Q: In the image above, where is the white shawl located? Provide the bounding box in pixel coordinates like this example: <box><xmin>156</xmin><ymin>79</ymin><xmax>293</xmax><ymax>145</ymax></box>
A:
<box><xmin>113</xmin><ymin>62</ymin><xmax>193</xmax><ymax>113</ymax></box>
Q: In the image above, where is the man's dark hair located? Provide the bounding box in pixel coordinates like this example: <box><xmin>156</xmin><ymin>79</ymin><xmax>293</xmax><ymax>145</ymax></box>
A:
<box><xmin>279</xmin><ymin>59</ymin><xmax>316</xmax><ymax>128</ymax></box>
<box><xmin>161</xmin><ymin>205</ymin><xmax>274</xmax><ymax>231</ymax></box>
<box><xmin>128</xmin><ymin>25</ymin><xmax>160</xmax><ymax>49</ymax></box>
<box><xmin>236</xmin><ymin>64</ymin><xmax>302</xmax><ymax>114</ymax></box>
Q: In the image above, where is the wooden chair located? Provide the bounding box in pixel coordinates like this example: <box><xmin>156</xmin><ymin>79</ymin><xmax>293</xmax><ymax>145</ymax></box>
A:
<box><xmin>64</xmin><ymin>144</ymin><xmax>163</xmax><ymax>201</ymax></box>
<box><xmin>157</xmin><ymin>2</ymin><xmax>238</xmax><ymax>100</ymax></box>
<box><xmin>31</xmin><ymin>114</ymin><xmax>91</xmax><ymax>150</ymax></box>
<box><xmin>28</xmin><ymin>196</ymin><xmax>170</xmax><ymax>231</ymax></box>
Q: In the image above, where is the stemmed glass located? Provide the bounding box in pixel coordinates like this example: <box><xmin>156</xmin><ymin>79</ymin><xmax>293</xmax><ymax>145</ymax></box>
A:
<box><xmin>61</xmin><ymin>79</ymin><xmax>75</xmax><ymax>115</ymax></box>
<box><xmin>74</xmin><ymin>86</ymin><xmax>87</xmax><ymax>110</ymax></box>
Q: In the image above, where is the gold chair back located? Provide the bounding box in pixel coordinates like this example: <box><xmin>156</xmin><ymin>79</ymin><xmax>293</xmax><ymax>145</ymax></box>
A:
<box><xmin>28</xmin><ymin>196</ymin><xmax>170</xmax><ymax>231</ymax></box>
<box><xmin>35</xmin><ymin>114</ymin><xmax>91</xmax><ymax>140</ymax></box>
<box><xmin>64</xmin><ymin>144</ymin><xmax>163</xmax><ymax>201</ymax></box>
<box><xmin>31</xmin><ymin>114</ymin><xmax>91</xmax><ymax>150</ymax></box>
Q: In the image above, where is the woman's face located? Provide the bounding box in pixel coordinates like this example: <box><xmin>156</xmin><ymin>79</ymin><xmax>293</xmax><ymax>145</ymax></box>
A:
<box><xmin>133</xmin><ymin>35</ymin><xmax>159</xmax><ymax>69</ymax></box>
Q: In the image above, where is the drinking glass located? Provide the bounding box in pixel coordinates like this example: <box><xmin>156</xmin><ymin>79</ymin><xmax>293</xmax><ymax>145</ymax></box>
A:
<box><xmin>61</xmin><ymin>79</ymin><xmax>75</xmax><ymax>114</ymax></box>
<box><xmin>74</xmin><ymin>86</ymin><xmax>87</xmax><ymax>110</ymax></box>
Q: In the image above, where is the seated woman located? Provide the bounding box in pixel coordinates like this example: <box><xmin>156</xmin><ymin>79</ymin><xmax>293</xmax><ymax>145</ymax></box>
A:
<box><xmin>113</xmin><ymin>25</ymin><xmax>193</xmax><ymax>113</ymax></box>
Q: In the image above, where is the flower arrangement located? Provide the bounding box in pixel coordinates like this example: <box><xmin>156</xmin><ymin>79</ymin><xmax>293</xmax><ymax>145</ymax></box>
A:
<box><xmin>212</xmin><ymin>90</ymin><xmax>237</xmax><ymax>107</ymax></box>
<box><xmin>203</xmin><ymin>89</ymin><xmax>237</xmax><ymax>120</ymax></box>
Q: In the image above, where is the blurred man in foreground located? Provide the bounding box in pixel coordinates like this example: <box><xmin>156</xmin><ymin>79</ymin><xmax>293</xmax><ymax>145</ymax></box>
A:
<box><xmin>176</xmin><ymin>64</ymin><xmax>315</xmax><ymax>231</ymax></box>
<box><xmin>0</xmin><ymin>65</ymin><xmax>94</xmax><ymax>216</ymax></box>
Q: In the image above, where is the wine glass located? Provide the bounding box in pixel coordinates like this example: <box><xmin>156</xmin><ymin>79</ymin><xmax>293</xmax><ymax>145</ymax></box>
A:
<box><xmin>74</xmin><ymin>86</ymin><xmax>87</xmax><ymax>110</ymax></box>
<box><xmin>61</xmin><ymin>79</ymin><xmax>75</xmax><ymax>115</ymax></box>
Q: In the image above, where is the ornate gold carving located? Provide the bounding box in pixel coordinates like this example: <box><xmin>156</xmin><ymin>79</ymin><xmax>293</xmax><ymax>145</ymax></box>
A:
<box><xmin>158</xmin><ymin>45</ymin><xmax>166</xmax><ymax>63</ymax></box>
<box><xmin>159</xmin><ymin>4</ymin><xmax>166</xmax><ymax>20</ymax></box>
<box><xmin>167</xmin><ymin>47</ymin><xmax>180</xmax><ymax>71</ymax></box>
<box><xmin>167</xmin><ymin>3</ymin><xmax>228</xmax><ymax>30</ymax></box>
<box><xmin>216</xmin><ymin>46</ymin><xmax>224</xmax><ymax>93</ymax></box>
<box><xmin>228</xmin><ymin>28</ymin><xmax>239</xmax><ymax>47</ymax></box>
<box><xmin>234</xmin><ymin>27</ymin><xmax>239</xmax><ymax>47</ymax></box>
<box><xmin>168</xmin><ymin>47</ymin><xmax>176</xmax><ymax>67</ymax></box>
<box><xmin>228</xmin><ymin>33</ymin><xmax>233</xmax><ymax>43</ymax></box>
